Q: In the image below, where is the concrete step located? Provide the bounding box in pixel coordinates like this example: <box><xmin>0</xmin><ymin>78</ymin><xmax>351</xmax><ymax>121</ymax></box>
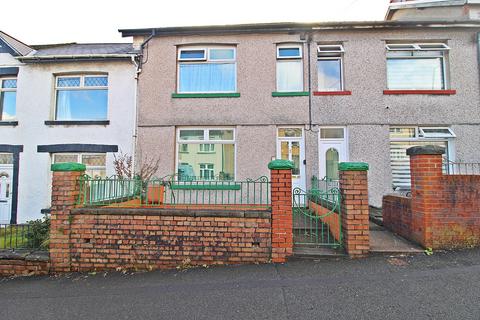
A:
<box><xmin>292</xmin><ymin>246</ymin><xmax>346</xmax><ymax>259</ymax></box>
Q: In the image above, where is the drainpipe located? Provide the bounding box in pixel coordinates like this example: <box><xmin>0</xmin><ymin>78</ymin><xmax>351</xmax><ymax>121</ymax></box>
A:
<box><xmin>131</xmin><ymin>29</ymin><xmax>155</xmax><ymax>174</ymax></box>
<box><xmin>307</xmin><ymin>33</ymin><xmax>313</xmax><ymax>130</ymax></box>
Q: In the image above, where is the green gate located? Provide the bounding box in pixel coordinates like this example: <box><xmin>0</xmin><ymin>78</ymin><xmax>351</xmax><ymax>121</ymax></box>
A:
<box><xmin>292</xmin><ymin>187</ymin><xmax>342</xmax><ymax>247</ymax></box>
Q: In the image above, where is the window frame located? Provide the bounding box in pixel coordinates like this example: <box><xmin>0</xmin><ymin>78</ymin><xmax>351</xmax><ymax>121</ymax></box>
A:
<box><xmin>275</xmin><ymin>43</ymin><xmax>304</xmax><ymax>92</ymax></box>
<box><xmin>52</xmin><ymin>153</ymin><xmax>107</xmax><ymax>177</ymax></box>
<box><xmin>0</xmin><ymin>77</ymin><xmax>17</xmax><ymax>121</ymax></box>
<box><xmin>176</xmin><ymin>127</ymin><xmax>236</xmax><ymax>180</ymax></box>
<box><xmin>385</xmin><ymin>42</ymin><xmax>449</xmax><ymax>90</ymax></box>
<box><xmin>53</xmin><ymin>74</ymin><xmax>109</xmax><ymax>121</ymax></box>
<box><xmin>176</xmin><ymin>46</ymin><xmax>237</xmax><ymax>94</ymax></box>
<box><xmin>317</xmin><ymin>45</ymin><xmax>345</xmax><ymax>92</ymax></box>
<box><xmin>389</xmin><ymin>126</ymin><xmax>456</xmax><ymax>190</ymax></box>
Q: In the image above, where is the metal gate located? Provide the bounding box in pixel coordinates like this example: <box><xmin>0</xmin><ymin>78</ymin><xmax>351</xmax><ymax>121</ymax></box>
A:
<box><xmin>292</xmin><ymin>187</ymin><xmax>342</xmax><ymax>247</ymax></box>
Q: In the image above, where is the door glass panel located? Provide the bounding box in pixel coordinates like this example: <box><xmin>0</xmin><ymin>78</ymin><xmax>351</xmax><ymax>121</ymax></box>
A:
<box><xmin>291</xmin><ymin>142</ymin><xmax>300</xmax><ymax>176</ymax></box>
<box><xmin>280</xmin><ymin>141</ymin><xmax>289</xmax><ymax>161</ymax></box>
<box><xmin>326</xmin><ymin>148</ymin><xmax>339</xmax><ymax>180</ymax></box>
<box><xmin>278</xmin><ymin>128</ymin><xmax>302</xmax><ymax>138</ymax></box>
<box><xmin>320</xmin><ymin>128</ymin><xmax>344</xmax><ymax>139</ymax></box>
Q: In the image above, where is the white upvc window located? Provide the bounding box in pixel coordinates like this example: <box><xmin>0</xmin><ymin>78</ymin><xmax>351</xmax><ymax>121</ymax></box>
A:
<box><xmin>52</xmin><ymin>153</ymin><xmax>107</xmax><ymax>177</ymax></box>
<box><xmin>176</xmin><ymin>128</ymin><xmax>235</xmax><ymax>181</ymax></box>
<box><xmin>177</xmin><ymin>46</ymin><xmax>237</xmax><ymax>93</ymax></box>
<box><xmin>276</xmin><ymin>44</ymin><xmax>304</xmax><ymax>92</ymax></box>
<box><xmin>389</xmin><ymin>126</ymin><xmax>455</xmax><ymax>190</ymax></box>
<box><xmin>386</xmin><ymin>42</ymin><xmax>449</xmax><ymax>90</ymax></box>
<box><xmin>317</xmin><ymin>44</ymin><xmax>344</xmax><ymax>91</ymax></box>
<box><xmin>0</xmin><ymin>78</ymin><xmax>17</xmax><ymax>121</ymax></box>
<box><xmin>54</xmin><ymin>74</ymin><xmax>108</xmax><ymax>121</ymax></box>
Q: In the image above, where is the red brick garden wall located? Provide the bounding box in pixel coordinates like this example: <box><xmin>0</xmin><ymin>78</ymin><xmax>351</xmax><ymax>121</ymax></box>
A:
<box><xmin>382</xmin><ymin>195</ymin><xmax>413</xmax><ymax>241</ymax></box>
<box><xmin>69</xmin><ymin>208</ymin><xmax>271</xmax><ymax>272</ymax></box>
<box><xmin>0</xmin><ymin>258</ymin><xmax>49</xmax><ymax>276</ymax></box>
<box><xmin>383</xmin><ymin>146</ymin><xmax>480</xmax><ymax>249</ymax></box>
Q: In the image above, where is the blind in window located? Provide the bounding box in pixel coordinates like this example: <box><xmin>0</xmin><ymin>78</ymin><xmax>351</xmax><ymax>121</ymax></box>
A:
<box><xmin>390</xmin><ymin>141</ymin><xmax>448</xmax><ymax>189</ymax></box>
<box><xmin>387</xmin><ymin>58</ymin><xmax>444</xmax><ymax>90</ymax></box>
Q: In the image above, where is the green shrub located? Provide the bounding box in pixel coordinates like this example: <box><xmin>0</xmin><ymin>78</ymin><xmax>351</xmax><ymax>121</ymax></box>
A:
<box><xmin>25</xmin><ymin>215</ymin><xmax>50</xmax><ymax>249</ymax></box>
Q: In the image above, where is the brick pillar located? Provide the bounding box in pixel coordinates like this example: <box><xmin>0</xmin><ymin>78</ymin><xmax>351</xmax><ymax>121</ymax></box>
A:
<box><xmin>50</xmin><ymin>162</ymin><xmax>85</xmax><ymax>273</ymax></box>
<box><xmin>407</xmin><ymin>145</ymin><xmax>445</xmax><ymax>248</ymax></box>
<box><xmin>339</xmin><ymin>162</ymin><xmax>370</xmax><ymax>258</ymax></box>
<box><xmin>268</xmin><ymin>159</ymin><xmax>294</xmax><ymax>263</ymax></box>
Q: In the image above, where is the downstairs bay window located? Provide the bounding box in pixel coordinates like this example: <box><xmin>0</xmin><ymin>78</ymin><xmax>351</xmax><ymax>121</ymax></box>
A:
<box><xmin>389</xmin><ymin>127</ymin><xmax>455</xmax><ymax>190</ymax></box>
<box><xmin>177</xmin><ymin>128</ymin><xmax>235</xmax><ymax>181</ymax></box>
<box><xmin>177</xmin><ymin>47</ymin><xmax>236</xmax><ymax>93</ymax></box>
<box><xmin>53</xmin><ymin>153</ymin><xmax>106</xmax><ymax>177</ymax></box>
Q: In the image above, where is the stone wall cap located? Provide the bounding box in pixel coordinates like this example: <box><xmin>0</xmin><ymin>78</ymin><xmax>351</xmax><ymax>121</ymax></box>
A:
<box><xmin>338</xmin><ymin>162</ymin><xmax>369</xmax><ymax>171</ymax></box>
<box><xmin>268</xmin><ymin>159</ymin><xmax>294</xmax><ymax>170</ymax></box>
<box><xmin>406</xmin><ymin>145</ymin><xmax>445</xmax><ymax>156</ymax></box>
<box><xmin>51</xmin><ymin>162</ymin><xmax>86</xmax><ymax>172</ymax></box>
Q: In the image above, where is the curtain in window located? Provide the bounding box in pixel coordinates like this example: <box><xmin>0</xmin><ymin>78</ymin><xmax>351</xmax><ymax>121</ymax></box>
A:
<box><xmin>276</xmin><ymin>60</ymin><xmax>303</xmax><ymax>92</ymax></box>
<box><xmin>387</xmin><ymin>58</ymin><xmax>444</xmax><ymax>90</ymax></box>
<box><xmin>179</xmin><ymin>63</ymin><xmax>235</xmax><ymax>93</ymax></box>
<box><xmin>56</xmin><ymin>91</ymin><xmax>72</xmax><ymax>120</ymax></box>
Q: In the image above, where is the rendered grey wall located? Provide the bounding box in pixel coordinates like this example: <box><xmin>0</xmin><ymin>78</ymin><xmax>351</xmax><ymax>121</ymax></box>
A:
<box><xmin>135</xmin><ymin>26</ymin><xmax>480</xmax><ymax>207</ymax></box>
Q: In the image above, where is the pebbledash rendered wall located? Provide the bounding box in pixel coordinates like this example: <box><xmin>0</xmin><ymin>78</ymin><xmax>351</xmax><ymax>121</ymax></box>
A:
<box><xmin>0</xmin><ymin>60</ymin><xmax>136</xmax><ymax>223</ymax></box>
<box><xmin>383</xmin><ymin>146</ymin><xmax>480</xmax><ymax>249</ymax></box>
<box><xmin>132</xmin><ymin>26</ymin><xmax>480</xmax><ymax>208</ymax></box>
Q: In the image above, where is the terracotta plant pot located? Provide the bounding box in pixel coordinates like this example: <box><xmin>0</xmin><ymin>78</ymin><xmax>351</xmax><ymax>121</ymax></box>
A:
<box><xmin>146</xmin><ymin>185</ymin><xmax>164</xmax><ymax>204</ymax></box>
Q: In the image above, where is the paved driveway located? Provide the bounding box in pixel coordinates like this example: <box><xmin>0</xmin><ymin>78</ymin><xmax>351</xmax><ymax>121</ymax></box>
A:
<box><xmin>1</xmin><ymin>249</ymin><xmax>480</xmax><ymax>320</ymax></box>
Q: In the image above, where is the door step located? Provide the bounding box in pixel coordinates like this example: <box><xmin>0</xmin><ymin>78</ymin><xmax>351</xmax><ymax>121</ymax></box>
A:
<box><xmin>292</xmin><ymin>246</ymin><xmax>346</xmax><ymax>259</ymax></box>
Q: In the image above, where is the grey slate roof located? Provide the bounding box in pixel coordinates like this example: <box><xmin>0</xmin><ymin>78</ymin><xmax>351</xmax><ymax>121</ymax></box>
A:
<box><xmin>29</xmin><ymin>43</ymin><xmax>134</xmax><ymax>56</ymax></box>
<box><xmin>0</xmin><ymin>31</ymin><xmax>34</xmax><ymax>56</ymax></box>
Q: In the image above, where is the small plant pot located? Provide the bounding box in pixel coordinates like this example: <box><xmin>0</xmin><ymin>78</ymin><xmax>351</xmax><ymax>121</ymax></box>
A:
<box><xmin>146</xmin><ymin>185</ymin><xmax>164</xmax><ymax>204</ymax></box>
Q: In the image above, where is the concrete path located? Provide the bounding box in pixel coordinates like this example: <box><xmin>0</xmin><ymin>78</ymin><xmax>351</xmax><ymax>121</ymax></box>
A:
<box><xmin>1</xmin><ymin>248</ymin><xmax>479</xmax><ymax>320</ymax></box>
<box><xmin>369</xmin><ymin>221</ymin><xmax>424</xmax><ymax>254</ymax></box>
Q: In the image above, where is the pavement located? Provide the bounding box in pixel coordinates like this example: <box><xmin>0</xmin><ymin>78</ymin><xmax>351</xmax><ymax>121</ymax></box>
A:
<box><xmin>369</xmin><ymin>222</ymin><xmax>424</xmax><ymax>254</ymax></box>
<box><xmin>1</xmin><ymin>249</ymin><xmax>480</xmax><ymax>320</ymax></box>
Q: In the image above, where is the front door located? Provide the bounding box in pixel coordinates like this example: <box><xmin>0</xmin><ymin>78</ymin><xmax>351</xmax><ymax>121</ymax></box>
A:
<box><xmin>319</xmin><ymin>128</ymin><xmax>348</xmax><ymax>180</ymax></box>
<box><xmin>277</xmin><ymin>128</ymin><xmax>306</xmax><ymax>191</ymax></box>
<box><xmin>0</xmin><ymin>165</ymin><xmax>13</xmax><ymax>224</ymax></box>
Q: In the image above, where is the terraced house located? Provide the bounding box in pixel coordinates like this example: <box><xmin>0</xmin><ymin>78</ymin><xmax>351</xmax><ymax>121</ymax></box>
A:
<box><xmin>0</xmin><ymin>32</ymin><xmax>137</xmax><ymax>223</ymax></box>
<box><xmin>120</xmin><ymin>1</ymin><xmax>480</xmax><ymax>207</ymax></box>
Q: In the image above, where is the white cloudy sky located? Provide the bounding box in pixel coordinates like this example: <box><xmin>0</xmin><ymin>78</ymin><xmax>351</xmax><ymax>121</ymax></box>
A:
<box><xmin>2</xmin><ymin>0</ymin><xmax>390</xmax><ymax>45</ymax></box>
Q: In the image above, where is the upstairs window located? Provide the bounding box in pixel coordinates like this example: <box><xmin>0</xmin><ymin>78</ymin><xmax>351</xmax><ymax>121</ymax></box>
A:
<box><xmin>317</xmin><ymin>45</ymin><xmax>344</xmax><ymax>91</ymax></box>
<box><xmin>276</xmin><ymin>44</ymin><xmax>303</xmax><ymax>92</ymax></box>
<box><xmin>55</xmin><ymin>75</ymin><xmax>108</xmax><ymax>121</ymax></box>
<box><xmin>177</xmin><ymin>47</ymin><xmax>236</xmax><ymax>93</ymax></box>
<box><xmin>0</xmin><ymin>78</ymin><xmax>17</xmax><ymax>121</ymax></box>
<box><xmin>386</xmin><ymin>43</ymin><xmax>449</xmax><ymax>90</ymax></box>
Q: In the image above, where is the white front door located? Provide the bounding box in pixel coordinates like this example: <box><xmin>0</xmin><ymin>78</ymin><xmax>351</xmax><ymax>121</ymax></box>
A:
<box><xmin>277</xmin><ymin>128</ymin><xmax>306</xmax><ymax>191</ymax></box>
<box><xmin>319</xmin><ymin>128</ymin><xmax>348</xmax><ymax>180</ymax></box>
<box><xmin>0</xmin><ymin>165</ymin><xmax>13</xmax><ymax>224</ymax></box>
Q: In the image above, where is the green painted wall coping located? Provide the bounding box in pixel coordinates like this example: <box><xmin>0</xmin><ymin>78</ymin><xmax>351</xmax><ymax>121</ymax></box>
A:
<box><xmin>268</xmin><ymin>159</ymin><xmax>294</xmax><ymax>170</ymax></box>
<box><xmin>338</xmin><ymin>162</ymin><xmax>369</xmax><ymax>171</ymax></box>
<box><xmin>170</xmin><ymin>184</ymin><xmax>241</xmax><ymax>190</ymax></box>
<box><xmin>171</xmin><ymin>93</ymin><xmax>241</xmax><ymax>98</ymax></box>
<box><xmin>51</xmin><ymin>162</ymin><xmax>86</xmax><ymax>172</ymax></box>
<box><xmin>272</xmin><ymin>91</ymin><xmax>309</xmax><ymax>97</ymax></box>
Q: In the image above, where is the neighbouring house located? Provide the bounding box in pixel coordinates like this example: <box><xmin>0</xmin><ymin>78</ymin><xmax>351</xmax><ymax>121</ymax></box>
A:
<box><xmin>387</xmin><ymin>0</ymin><xmax>480</xmax><ymax>21</ymax></box>
<box><xmin>120</xmin><ymin>7</ymin><xmax>480</xmax><ymax>208</ymax></box>
<box><xmin>0</xmin><ymin>31</ymin><xmax>137</xmax><ymax>223</ymax></box>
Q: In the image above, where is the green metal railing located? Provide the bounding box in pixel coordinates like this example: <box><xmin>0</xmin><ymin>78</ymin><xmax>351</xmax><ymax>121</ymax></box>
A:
<box><xmin>77</xmin><ymin>175</ymin><xmax>271</xmax><ymax>208</ymax></box>
<box><xmin>0</xmin><ymin>224</ymin><xmax>41</xmax><ymax>250</ymax></box>
<box><xmin>292</xmin><ymin>187</ymin><xmax>342</xmax><ymax>247</ymax></box>
<box><xmin>311</xmin><ymin>175</ymin><xmax>339</xmax><ymax>192</ymax></box>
